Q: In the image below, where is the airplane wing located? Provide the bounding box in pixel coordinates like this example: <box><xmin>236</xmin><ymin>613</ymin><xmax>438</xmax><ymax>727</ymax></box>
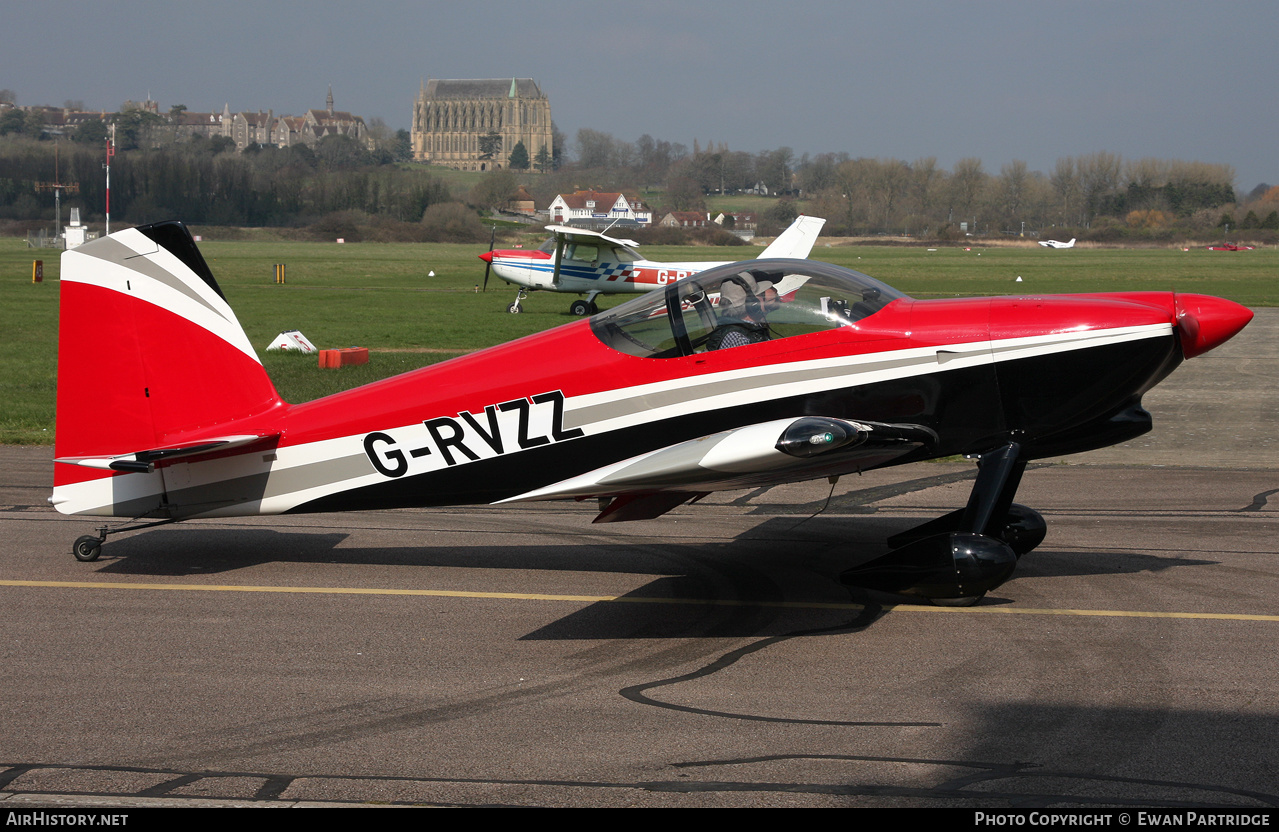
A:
<box><xmin>499</xmin><ymin>416</ymin><xmax>936</xmax><ymax>523</ymax></box>
<box><xmin>543</xmin><ymin>224</ymin><xmax>642</xmax><ymax>287</ymax></box>
<box><xmin>758</xmin><ymin>215</ymin><xmax>826</xmax><ymax>259</ymax></box>
<box><xmin>55</xmin><ymin>434</ymin><xmax>276</xmax><ymax>473</ymax></box>
<box><xmin>544</xmin><ymin>224</ymin><xmax>640</xmax><ymax>248</ymax></box>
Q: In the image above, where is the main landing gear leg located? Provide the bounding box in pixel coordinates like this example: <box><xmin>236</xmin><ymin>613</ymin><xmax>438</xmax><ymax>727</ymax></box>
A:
<box><xmin>72</xmin><ymin>518</ymin><xmax>179</xmax><ymax>562</ymax></box>
<box><xmin>508</xmin><ymin>288</ymin><xmax>529</xmax><ymax>314</ymax></box>
<box><xmin>885</xmin><ymin>443</ymin><xmax>1046</xmax><ymax>557</ymax></box>
<box><xmin>841</xmin><ymin>442</ymin><xmax>1044</xmax><ymax>606</ymax></box>
<box><xmin>570</xmin><ymin>292</ymin><xmax>601</xmax><ymax>317</ymax></box>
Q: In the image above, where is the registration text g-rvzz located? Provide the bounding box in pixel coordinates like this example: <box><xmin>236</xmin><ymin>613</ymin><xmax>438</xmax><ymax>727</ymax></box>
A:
<box><xmin>363</xmin><ymin>390</ymin><xmax>584</xmax><ymax>477</ymax></box>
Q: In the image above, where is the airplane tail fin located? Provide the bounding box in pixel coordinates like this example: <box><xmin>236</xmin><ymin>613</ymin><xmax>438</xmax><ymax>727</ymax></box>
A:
<box><xmin>54</xmin><ymin>222</ymin><xmax>285</xmax><ymax>491</ymax></box>
<box><xmin>759</xmin><ymin>215</ymin><xmax>826</xmax><ymax>259</ymax></box>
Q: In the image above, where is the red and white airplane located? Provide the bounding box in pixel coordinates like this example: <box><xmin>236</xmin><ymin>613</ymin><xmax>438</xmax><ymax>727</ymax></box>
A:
<box><xmin>479</xmin><ymin>214</ymin><xmax>826</xmax><ymax>315</ymax></box>
<box><xmin>52</xmin><ymin>221</ymin><xmax>1252</xmax><ymax>605</ymax></box>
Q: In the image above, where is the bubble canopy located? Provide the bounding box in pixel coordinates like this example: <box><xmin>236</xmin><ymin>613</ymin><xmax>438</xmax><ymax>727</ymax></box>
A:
<box><xmin>589</xmin><ymin>258</ymin><xmax>910</xmax><ymax>359</ymax></box>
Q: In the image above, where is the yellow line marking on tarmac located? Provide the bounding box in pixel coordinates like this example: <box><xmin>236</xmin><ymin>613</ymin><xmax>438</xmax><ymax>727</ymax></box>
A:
<box><xmin>2</xmin><ymin>579</ymin><xmax>1278</xmax><ymax>621</ymax></box>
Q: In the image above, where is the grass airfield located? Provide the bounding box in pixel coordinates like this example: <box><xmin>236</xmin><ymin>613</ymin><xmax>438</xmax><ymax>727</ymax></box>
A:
<box><xmin>2</xmin><ymin>233</ymin><xmax>1274</xmax><ymax>444</ymax></box>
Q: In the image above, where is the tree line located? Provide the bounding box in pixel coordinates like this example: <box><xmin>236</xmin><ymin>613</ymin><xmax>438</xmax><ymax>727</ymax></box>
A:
<box><xmin>1</xmin><ymin>108</ymin><xmax>1272</xmax><ymax>242</ymax></box>
<box><xmin>0</xmin><ymin>132</ymin><xmax>452</xmax><ymax>231</ymax></box>
<box><xmin>559</xmin><ymin>129</ymin><xmax>1263</xmax><ymax>240</ymax></box>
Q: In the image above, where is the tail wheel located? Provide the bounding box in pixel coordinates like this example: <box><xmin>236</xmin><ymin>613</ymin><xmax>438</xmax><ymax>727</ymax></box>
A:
<box><xmin>73</xmin><ymin>535</ymin><xmax>102</xmax><ymax>562</ymax></box>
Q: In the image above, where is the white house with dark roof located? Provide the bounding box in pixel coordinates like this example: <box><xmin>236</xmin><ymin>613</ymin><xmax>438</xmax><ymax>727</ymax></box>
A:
<box><xmin>658</xmin><ymin>211</ymin><xmax>713</xmax><ymax>228</ymax></box>
<box><xmin>548</xmin><ymin>190</ymin><xmax>652</xmax><ymax>226</ymax></box>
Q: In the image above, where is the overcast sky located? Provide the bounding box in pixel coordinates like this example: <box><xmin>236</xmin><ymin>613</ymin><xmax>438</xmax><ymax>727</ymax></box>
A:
<box><xmin>4</xmin><ymin>0</ymin><xmax>1275</xmax><ymax>189</ymax></box>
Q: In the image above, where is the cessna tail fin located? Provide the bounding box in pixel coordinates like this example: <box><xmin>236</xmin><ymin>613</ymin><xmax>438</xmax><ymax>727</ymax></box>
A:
<box><xmin>758</xmin><ymin>215</ymin><xmax>826</xmax><ymax>259</ymax></box>
<box><xmin>54</xmin><ymin>222</ymin><xmax>286</xmax><ymax>492</ymax></box>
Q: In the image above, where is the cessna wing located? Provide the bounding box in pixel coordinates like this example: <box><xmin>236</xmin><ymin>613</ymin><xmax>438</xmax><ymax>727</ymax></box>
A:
<box><xmin>501</xmin><ymin>416</ymin><xmax>936</xmax><ymax>522</ymax></box>
<box><xmin>543</xmin><ymin>224</ymin><xmax>640</xmax><ymax>249</ymax></box>
<box><xmin>541</xmin><ymin>224</ymin><xmax>642</xmax><ymax>295</ymax></box>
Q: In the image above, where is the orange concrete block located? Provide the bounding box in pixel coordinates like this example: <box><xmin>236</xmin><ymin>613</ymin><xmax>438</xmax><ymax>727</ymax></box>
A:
<box><xmin>339</xmin><ymin>347</ymin><xmax>369</xmax><ymax>366</ymax></box>
<box><xmin>318</xmin><ymin>348</ymin><xmax>368</xmax><ymax>369</ymax></box>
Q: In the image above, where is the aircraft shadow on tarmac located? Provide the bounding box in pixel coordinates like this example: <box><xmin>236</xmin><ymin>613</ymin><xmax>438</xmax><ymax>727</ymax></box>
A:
<box><xmin>75</xmin><ymin>515</ymin><xmax>1217</xmax><ymax>640</ymax></box>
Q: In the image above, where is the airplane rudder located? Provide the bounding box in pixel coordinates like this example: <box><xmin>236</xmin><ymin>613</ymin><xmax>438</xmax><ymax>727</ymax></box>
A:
<box><xmin>55</xmin><ymin>222</ymin><xmax>282</xmax><ymax>463</ymax></box>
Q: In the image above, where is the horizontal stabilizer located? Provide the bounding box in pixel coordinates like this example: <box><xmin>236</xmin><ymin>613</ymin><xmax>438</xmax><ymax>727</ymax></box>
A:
<box><xmin>55</xmin><ymin>434</ymin><xmax>276</xmax><ymax>474</ymax></box>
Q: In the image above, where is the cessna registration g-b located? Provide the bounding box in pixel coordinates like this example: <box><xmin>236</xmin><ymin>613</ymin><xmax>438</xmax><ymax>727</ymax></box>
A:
<box><xmin>479</xmin><ymin>214</ymin><xmax>826</xmax><ymax>315</ymax></box>
<box><xmin>53</xmin><ymin>221</ymin><xmax>1252</xmax><ymax>605</ymax></box>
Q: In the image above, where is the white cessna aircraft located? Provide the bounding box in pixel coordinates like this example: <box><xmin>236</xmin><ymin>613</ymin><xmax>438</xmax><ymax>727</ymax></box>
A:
<box><xmin>1038</xmin><ymin>237</ymin><xmax>1076</xmax><ymax>249</ymax></box>
<box><xmin>479</xmin><ymin>215</ymin><xmax>826</xmax><ymax>315</ymax></box>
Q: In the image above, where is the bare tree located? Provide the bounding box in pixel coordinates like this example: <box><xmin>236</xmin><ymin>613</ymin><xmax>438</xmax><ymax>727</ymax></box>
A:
<box><xmin>468</xmin><ymin>168</ymin><xmax>517</xmax><ymax>210</ymax></box>
<box><xmin>869</xmin><ymin>158</ymin><xmax>911</xmax><ymax>231</ymax></box>
<box><xmin>665</xmin><ymin>174</ymin><xmax>706</xmax><ymax>212</ymax></box>
<box><xmin>575</xmin><ymin>128</ymin><xmax>615</xmax><ymax>169</ymax></box>
<box><xmin>756</xmin><ymin>147</ymin><xmax>794</xmax><ymax>193</ymax></box>
<box><xmin>797</xmin><ymin>152</ymin><xmax>845</xmax><ymax>195</ymax></box>
<box><xmin>949</xmin><ymin>157</ymin><xmax>986</xmax><ymax>226</ymax></box>
<box><xmin>909</xmin><ymin>157</ymin><xmax>943</xmax><ymax>222</ymax></box>
<box><xmin>835</xmin><ymin>158</ymin><xmax>878</xmax><ymax>233</ymax></box>
<box><xmin>993</xmin><ymin>160</ymin><xmax>1029</xmax><ymax>230</ymax></box>
<box><xmin>1050</xmin><ymin>157</ymin><xmax>1081</xmax><ymax>226</ymax></box>
<box><xmin>1077</xmin><ymin>151</ymin><xmax>1123</xmax><ymax>223</ymax></box>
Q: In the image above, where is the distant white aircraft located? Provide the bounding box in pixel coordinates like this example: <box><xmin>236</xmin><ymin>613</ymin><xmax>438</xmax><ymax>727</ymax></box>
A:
<box><xmin>1039</xmin><ymin>238</ymin><xmax>1076</xmax><ymax>249</ymax></box>
<box><xmin>480</xmin><ymin>215</ymin><xmax>826</xmax><ymax>315</ymax></box>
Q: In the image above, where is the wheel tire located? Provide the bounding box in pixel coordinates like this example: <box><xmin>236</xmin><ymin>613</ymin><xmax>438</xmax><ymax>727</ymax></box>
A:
<box><xmin>569</xmin><ymin>300</ymin><xmax>590</xmax><ymax>316</ymax></box>
<box><xmin>507</xmin><ymin>303</ymin><xmax>522</xmax><ymax>314</ymax></box>
<box><xmin>73</xmin><ymin>535</ymin><xmax>102</xmax><ymax>562</ymax></box>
